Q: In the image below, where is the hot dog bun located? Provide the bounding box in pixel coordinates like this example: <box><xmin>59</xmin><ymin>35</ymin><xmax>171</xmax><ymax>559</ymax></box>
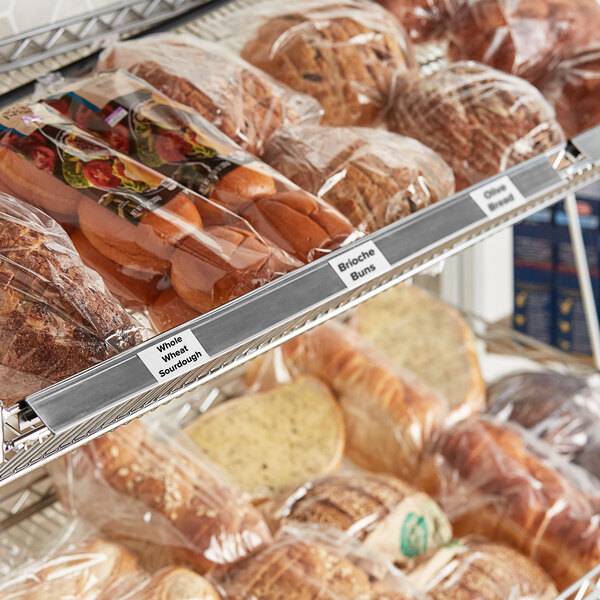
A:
<box><xmin>148</xmin><ymin>289</ymin><xmax>200</xmax><ymax>333</ymax></box>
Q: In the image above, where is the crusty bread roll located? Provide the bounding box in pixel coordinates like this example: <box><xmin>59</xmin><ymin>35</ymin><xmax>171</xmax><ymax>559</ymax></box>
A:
<box><xmin>70</xmin><ymin>229</ymin><xmax>165</xmax><ymax>308</ymax></box>
<box><xmin>184</xmin><ymin>376</ymin><xmax>345</xmax><ymax>499</ymax></box>
<box><xmin>407</xmin><ymin>538</ymin><xmax>557</xmax><ymax>600</ymax></box>
<box><xmin>0</xmin><ymin>145</ymin><xmax>85</xmax><ymax>220</ymax></box>
<box><xmin>279</xmin><ymin>472</ymin><xmax>451</xmax><ymax>566</ymax></box>
<box><xmin>222</xmin><ymin>536</ymin><xmax>413</xmax><ymax>599</ymax></box>
<box><xmin>147</xmin><ymin>289</ymin><xmax>200</xmax><ymax>333</ymax></box>
<box><xmin>247</xmin><ymin>321</ymin><xmax>446</xmax><ymax>480</ymax></box>
<box><xmin>241</xmin><ymin>190</ymin><xmax>357</xmax><ymax>263</ymax></box>
<box><xmin>0</xmin><ymin>195</ymin><xmax>144</xmax><ymax>408</ymax></box>
<box><xmin>352</xmin><ymin>284</ymin><xmax>485</xmax><ymax>419</ymax></box>
<box><xmin>78</xmin><ymin>194</ymin><xmax>201</xmax><ymax>274</ymax></box>
<box><xmin>123</xmin><ymin>567</ymin><xmax>220</xmax><ymax>600</ymax></box>
<box><xmin>170</xmin><ymin>226</ymin><xmax>299</xmax><ymax>313</ymax></box>
<box><xmin>416</xmin><ymin>417</ymin><xmax>600</xmax><ymax>590</ymax></box>
<box><xmin>0</xmin><ymin>539</ymin><xmax>139</xmax><ymax>600</ymax></box>
<box><xmin>53</xmin><ymin>420</ymin><xmax>272</xmax><ymax>573</ymax></box>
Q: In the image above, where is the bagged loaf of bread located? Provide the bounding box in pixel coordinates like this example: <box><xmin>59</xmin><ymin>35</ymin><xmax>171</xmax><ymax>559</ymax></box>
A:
<box><xmin>374</xmin><ymin>0</ymin><xmax>457</xmax><ymax>43</ymax></box>
<box><xmin>184</xmin><ymin>376</ymin><xmax>345</xmax><ymax>500</ymax></box>
<box><xmin>352</xmin><ymin>284</ymin><xmax>485</xmax><ymax>420</ymax></box>
<box><xmin>416</xmin><ymin>416</ymin><xmax>600</xmax><ymax>590</ymax></box>
<box><xmin>96</xmin><ymin>34</ymin><xmax>322</xmax><ymax>156</ymax></box>
<box><xmin>447</xmin><ymin>0</ymin><xmax>600</xmax><ymax>86</ymax></box>
<box><xmin>41</xmin><ymin>70</ymin><xmax>358</xmax><ymax>265</ymax></box>
<box><xmin>0</xmin><ymin>537</ymin><xmax>140</xmax><ymax>600</ymax></box>
<box><xmin>219</xmin><ymin>523</ymin><xmax>421</xmax><ymax>599</ymax></box>
<box><xmin>0</xmin><ymin>192</ymin><xmax>145</xmax><ymax>408</ymax></box>
<box><xmin>246</xmin><ymin>320</ymin><xmax>446</xmax><ymax>480</ymax></box>
<box><xmin>275</xmin><ymin>471</ymin><xmax>452</xmax><ymax>567</ymax></box>
<box><xmin>541</xmin><ymin>45</ymin><xmax>600</xmax><ymax>138</ymax></box>
<box><xmin>262</xmin><ymin>125</ymin><xmax>455</xmax><ymax>233</ymax></box>
<box><xmin>487</xmin><ymin>370</ymin><xmax>600</xmax><ymax>480</ymax></box>
<box><xmin>387</xmin><ymin>62</ymin><xmax>565</xmax><ymax>190</ymax></box>
<box><xmin>406</xmin><ymin>537</ymin><xmax>557</xmax><ymax>600</ymax></box>
<box><xmin>237</xmin><ymin>0</ymin><xmax>418</xmax><ymax>127</ymax></box>
<box><xmin>0</xmin><ymin>102</ymin><xmax>304</xmax><ymax>322</ymax></box>
<box><xmin>50</xmin><ymin>419</ymin><xmax>272</xmax><ymax>573</ymax></box>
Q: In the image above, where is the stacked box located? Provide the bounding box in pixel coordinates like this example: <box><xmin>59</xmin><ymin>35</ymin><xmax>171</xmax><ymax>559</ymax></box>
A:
<box><xmin>513</xmin><ymin>208</ymin><xmax>554</xmax><ymax>344</ymax></box>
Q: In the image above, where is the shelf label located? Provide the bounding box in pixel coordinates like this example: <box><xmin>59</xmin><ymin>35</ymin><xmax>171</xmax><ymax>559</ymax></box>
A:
<box><xmin>138</xmin><ymin>329</ymin><xmax>209</xmax><ymax>382</ymax></box>
<box><xmin>329</xmin><ymin>241</ymin><xmax>391</xmax><ymax>289</ymax></box>
<box><xmin>470</xmin><ymin>175</ymin><xmax>526</xmax><ymax>218</ymax></box>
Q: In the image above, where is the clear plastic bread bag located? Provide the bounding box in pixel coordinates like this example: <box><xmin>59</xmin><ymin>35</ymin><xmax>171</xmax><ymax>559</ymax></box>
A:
<box><xmin>269</xmin><ymin>470</ymin><xmax>453</xmax><ymax>569</ymax></box>
<box><xmin>95</xmin><ymin>33</ymin><xmax>323</xmax><ymax>157</ymax></box>
<box><xmin>416</xmin><ymin>415</ymin><xmax>600</xmax><ymax>591</ymax></box>
<box><xmin>262</xmin><ymin>125</ymin><xmax>455</xmax><ymax>233</ymax></box>
<box><xmin>48</xmin><ymin>417</ymin><xmax>273</xmax><ymax>574</ymax></box>
<box><xmin>245</xmin><ymin>319</ymin><xmax>448</xmax><ymax>482</ymax></box>
<box><xmin>541</xmin><ymin>45</ymin><xmax>600</xmax><ymax>138</ymax></box>
<box><xmin>406</xmin><ymin>536</ymin><xmax>558</xmax><ymax>599</ymax></box>
<box><xmin>218</xmin><ymin>522</ymin><xmax>425</xmax><ymax>599</ymax></box>
<box><xmin>0</xmin><ymin>520</ymin><xmax>146</xmax><ymax>600</ymax></box>
<box><xmin>387</xmin><ymin>61</ymin><xmax>565</xmax><ymax>190</ymax></box>
<box><xmin>224</xmin><ymin>0</ymin><xmax>418</xmax><ymax>127</ymax></box>
<box><xmin>446</xmin><ymin>0</ymin><xmax>600</xmax><ymax>86</ymax></box>
<box><xmin>486</xmin><ymin>370</ymin><xmax>600</xmax><ymax>481</ymax></box>
<box><xmin>0</xmin><ymin>191</ymin><xmax>147</xmax><ymax>409</ymax></box>
<box><xmin>0</xmin><ymin>98</ymin><xmax>357</xmax><ymax>335</ymax></box>
<box><xmin>373</xmin><ymin>0</ymin><xmax>458</xmax><ymax>44</ymax></box>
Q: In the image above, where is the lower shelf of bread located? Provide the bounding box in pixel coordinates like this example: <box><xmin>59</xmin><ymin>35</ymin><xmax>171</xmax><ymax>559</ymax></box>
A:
<box><xmin>1</xmin><ymin>285</ymin><xmax>600</xmax><ymax>600</ymax></box>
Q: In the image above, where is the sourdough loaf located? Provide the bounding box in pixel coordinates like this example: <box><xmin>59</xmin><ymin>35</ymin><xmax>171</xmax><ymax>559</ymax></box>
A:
<box><xmin>247</xmin><ymin>320</ymin><xmax>446</xmax><ymax>479</ymax></box>
<box><xmin>240</xmin><ymin>0</ymin><xmax>417</xmax><ymax>126</ymax></box>
<box><xmin>263</xmin><ymin>126</ymin><xmax>455</xmax><ymax>233</ymax></box>
<box><xmin>184</xmin><ymin>376</ymin><xmax>345</xmax><ymax>499</ymax></box>
<box><xmin>279</xmin><ymin>472</ymin><xmax>452</xmax><ymax>566</ymax></box>
<box><xmin>0</xmin><ymin>194</ymin><xmax>144</xmax><ymax>408</ymax></box>
<box><xmin>352</xmin><ymin>284</ymin><xmax>485</xmax><ymax>419</ymax></box>
<box><xmin>417</xmin><ymin>417</ymin><xmax>600</xmax><ymax>590</ymax></box>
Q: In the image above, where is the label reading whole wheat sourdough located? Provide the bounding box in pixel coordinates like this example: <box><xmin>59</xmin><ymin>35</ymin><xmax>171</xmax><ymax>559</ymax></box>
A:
<box><xmin>470</xmin><ymin>175</ymin><xmax>527</xmax><ymax>218</ymax></box>
<box><xmin>329</xmin><ymin>241</ymin><xmax>391</xmax><ymax>289</ymax></box>
<box><xmin>138</xmin><ymin>329</ymin><xmax>209</xmax><ymax>382</ymax></box>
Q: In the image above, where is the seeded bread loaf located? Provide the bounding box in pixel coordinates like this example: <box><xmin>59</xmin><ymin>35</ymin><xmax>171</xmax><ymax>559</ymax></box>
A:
<box><xmin>52</xmin><ymin>419</ymin><xmax>272</xmax><ymax>573</ymax></box>
<box><xmin>247</xmin><ymin>320</ymin><xmax>446</xmax><ymax>479</ymax></box>
<box><xmin>352</xmin><ymin>284</ymin><xmax>485</xmax><ymax>419</ymax></box>
<box><xmin>240</xmin><ymin>0</ymin><xmax>417</xmax><ymax>126</ymax></box>
<box><xmin>184</xmin><ymin>376</ymin><xmax>345</xmax><ymax>499</ymax></box>
<box><xmin>123</xmin><ymin>567</ymin><xmax>220</xmax><ymax>600</ymax></box>
<box><xmin>407</xmin><ymin>538</ymin><xmax>557</xmax><ymax>600</ymax></box>
<box><xmin>278</xmin><ymin>472</ymin><xmax>452</xmax><ymax>566</ymax></box>
<box><xmin>0</xmin><ymin>194</ymin><xmax>144</xmax><ymax>408</ymax></box>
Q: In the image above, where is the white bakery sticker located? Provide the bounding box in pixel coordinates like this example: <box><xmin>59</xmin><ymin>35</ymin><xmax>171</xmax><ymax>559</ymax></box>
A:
<box><xmin>470</xmin><ymin>175</ymin><xmax>527</xmax><ymax>218</ymax></box>
<box><xmin>138</xmin><ymin>329</ymin><xmax>209</xmax><ymax>382</ymax></box>
<box><xmin>329</xmin><ymin>241</ymin><xmax>391</xmax><ymax>289</ymax></box>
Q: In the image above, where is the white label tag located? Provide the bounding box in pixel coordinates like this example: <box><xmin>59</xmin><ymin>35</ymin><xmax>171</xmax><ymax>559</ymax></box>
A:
<box><xmin>138</xmin><ymin>329</ymin><xmax>209</xmax><ymax>382</ymax></box>
<box><xmin>470</xmin><ymin>175</ymin><xmax>526</xmax><ymax>218</ymax></box>
<box><xmin>329</xmin><ymin>241</ymin><xmax>391</xmax><ymax>289</ymax></box>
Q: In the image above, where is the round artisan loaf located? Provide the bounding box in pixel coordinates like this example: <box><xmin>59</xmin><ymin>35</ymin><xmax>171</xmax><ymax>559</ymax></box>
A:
<box><xmin>407</xmin><ymin>538</ymin><xmax>557</xmax><ymax>600</ymax></box>
<box><xmin>352</xmin><ymin>284</ymin><xmax>485</xmax><ymax>419</ymax></box>
<box><xmin>263</xmin><ymin>125</ymin><xmax>455</xmax><ymax>233</ymax></box>
<box><xmin>124</xmin><ymin>567</ymin><xmax>220</xmax><ymax>600</ymax></box>
<box><xmin>78</xmin><ymin>193</ymin><xmax>201</xmax><ymax>274</ymax></box>
<box><xmin>241</xmin><ymin>190</ymin><xmax>356</xmax><ymax>263</ymax></box>
<box><xmin>0</xmin><ymin>144</ymin><xmax>85</xmax><ymax>220</ymax></box>
<box><xmin>170</xmin><ymin>226</ymin><xmax>299</xmax><ymax>313</ymax></box>
<box><xmin>279</xmin><ymin>472</ymin><xmax>452</xmax><ymax>566</ymax></box>
<box><xmin>147</xmin><ymin>289</ymin><xmax>200</xmax><ymax>334</ymax></box>
<box><xmin>240</xmin><ymin>0</ymin><xmax>417</xmax><ymax>126</ymax></box>
<box><xmin>387</xmin><ymin>61</ymin><xmax>565</xmax><ymax>190</ymax></box>
<box><xmin>70</xmin><ymin>229</ymin><xmax>165</xmax><ymax>308</ymax></box>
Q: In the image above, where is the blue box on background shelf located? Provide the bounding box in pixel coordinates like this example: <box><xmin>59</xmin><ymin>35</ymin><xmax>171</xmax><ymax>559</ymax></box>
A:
<box><xmin>513</xmin><ymin>207</ymin><xmax>554</xmax><ymax>344</ymax></box>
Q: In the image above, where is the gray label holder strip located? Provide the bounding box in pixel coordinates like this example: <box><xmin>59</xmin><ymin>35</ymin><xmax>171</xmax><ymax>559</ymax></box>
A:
<box><xmin>573</xmin><ymin>126</ymin><xmax>600</xmax><ymax>163</ymax></box>
<box><xmin>26</xmin><ymin>154</ymin><xmax>561</xmax><ymax>434</ymax></box>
